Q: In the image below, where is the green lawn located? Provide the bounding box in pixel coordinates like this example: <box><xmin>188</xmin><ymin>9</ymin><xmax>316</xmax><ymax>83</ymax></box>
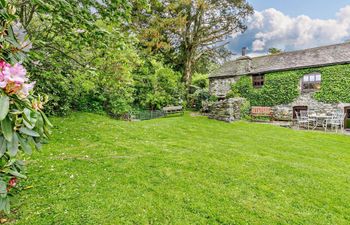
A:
<box><xmin>9</xmin><ymin>112</ymin><xmax>350</xmax><ymax>224</ymax></box>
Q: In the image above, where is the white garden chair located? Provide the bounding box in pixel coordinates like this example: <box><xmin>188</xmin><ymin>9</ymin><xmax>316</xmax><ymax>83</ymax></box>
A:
<box><xmin>325</xmin><ymin>112</ymin><xmax>346</xmax><ymax>133</ymax></box>
<box><xmin>306</xmin><ymin>110</ymin><xmax>317</xmax><ymax>128</ymax></box>
<box><xmin>296</xmin><ymin>110</ymin><xmax>310</xmax><ymax>129</ymax></box>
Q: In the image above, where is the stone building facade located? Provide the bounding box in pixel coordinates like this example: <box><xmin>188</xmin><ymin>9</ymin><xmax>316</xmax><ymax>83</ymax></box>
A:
<box><xmin>209</xmin><ymin>42</ymin><xmax>350</xmax><ymax>123</ymax></box>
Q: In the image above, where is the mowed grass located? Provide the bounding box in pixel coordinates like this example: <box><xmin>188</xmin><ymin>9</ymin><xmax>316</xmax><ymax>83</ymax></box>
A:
<box><xmin>9</xmin><ymin>112</ymin><xmax>350</xmax><ymax>224</ymax></box>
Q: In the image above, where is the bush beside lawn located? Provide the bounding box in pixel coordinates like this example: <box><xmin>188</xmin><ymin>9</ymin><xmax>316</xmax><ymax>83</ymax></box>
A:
<box><xmin>10</xmin><ymin>113</ymin><xmax>350</xmax><ymax>224</ymax></box>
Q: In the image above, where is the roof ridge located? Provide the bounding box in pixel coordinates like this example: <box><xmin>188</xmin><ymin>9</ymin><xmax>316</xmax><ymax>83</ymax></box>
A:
<box><xmin>250</xmin><ymin>42</ymin><xmax>350</xmax><ymax>60</ymax></box>
<box><xmin>210</xmin><ymin>42</ymin><xmax>350</xmax><ymax>78</ymax></box>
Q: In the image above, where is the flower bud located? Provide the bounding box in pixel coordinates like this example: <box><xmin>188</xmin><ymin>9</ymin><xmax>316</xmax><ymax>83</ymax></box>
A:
<box><xmin>8</xmin><ymin>5</ymin><xmax>16</xmax><ymax>15</ymax></box>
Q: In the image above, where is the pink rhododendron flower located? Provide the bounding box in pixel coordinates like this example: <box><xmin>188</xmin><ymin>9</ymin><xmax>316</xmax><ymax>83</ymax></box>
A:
<box><xmin>0</xmin><ymin>60</ymin><xmax>10</xmax><ymax>69</ymax></box>
<box><xmin>0</xmin><ymin>60</ymin><xmax>10</xmax><ymax>88</ymax></box>
<box><xmin>12</xmin><ymin>22</ymin><xmax>33</xmax><ymax>52</ymax></box>
<box><xmin>0</xmin><ymin>80</ymin><xmax>7</xmax><ymax>88</ymax></box>
<box><xmin>1</xmin><ymin>63</ymin><xmax>28</xmax><ymax>93</ymax></box>
<box><xmin>5</xmin><ymin>82</ymin><xmax>22</xmax><ymax>95</ymax></box>
<box><xmin>2</xmin><ymin>63</ymin><xmax>27</xmax><ymax>84</ymax></box>
<box><xmin>0</xmin><ymin>61</ymin><xmax>35</xmax><ymax>97</ymax></box>
<box><xmin>19</xmin><ymin>81</ymin><xmax>36</xmax><ymax>98</ymax></box>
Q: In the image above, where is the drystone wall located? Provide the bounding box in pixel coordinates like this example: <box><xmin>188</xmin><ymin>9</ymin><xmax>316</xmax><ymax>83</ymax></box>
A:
<box><xmin>208</xmin><ymin>98</ymin><xmax>247</xmax><ymax>122</ymax></box>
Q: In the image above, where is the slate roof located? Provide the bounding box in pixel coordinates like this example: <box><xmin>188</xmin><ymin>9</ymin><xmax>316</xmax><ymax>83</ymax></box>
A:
<box><xmin>210</xmin><ymin>42</ymin><xmax>350</xmax><ymax>78</ymax></box>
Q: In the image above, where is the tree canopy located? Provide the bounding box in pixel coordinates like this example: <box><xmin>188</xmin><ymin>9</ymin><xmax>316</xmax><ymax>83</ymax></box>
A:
<box><xmin>268</xmin><ymin>48</ymin><xmax>283</xmax><ymax>55</ymax></box>
<box><xmin>2</xmin><ymin>0</ymin><xmax>253</xmax><ymax>116</ymax></box>
<box><xmin>133</xmin><ymin>0</ymin><xmax>253</xmax><ymax>87</ymax></box>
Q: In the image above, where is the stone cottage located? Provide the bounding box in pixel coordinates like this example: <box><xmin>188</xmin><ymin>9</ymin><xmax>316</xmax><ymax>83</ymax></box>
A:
<box><xmin>209</xmin><ymin>42</ymin><xmax>350</xmax><ymax>127</ymax></box>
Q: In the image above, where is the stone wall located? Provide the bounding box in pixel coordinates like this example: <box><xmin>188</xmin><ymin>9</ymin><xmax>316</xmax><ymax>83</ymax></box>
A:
<box><xmin>209</xmin><ymin>76</ymin><xmax>240</xmax><ymax>98</ymax></box>
<box><xmin>272</xmin><ymin>93</ymin><xmax>346</xmax><ymax>120</ymax></box>
<box><xmin>208</xmin><ymin>98</ymin><xmax>247</xmax><ymax>122</ymax></box>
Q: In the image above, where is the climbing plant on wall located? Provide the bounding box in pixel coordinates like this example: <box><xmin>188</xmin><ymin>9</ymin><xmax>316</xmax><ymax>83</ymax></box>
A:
<box><xmin>314</xmin><ymin>64</ymin><xmax>350</xmax><ymax>103</ymax></box>
<box><xmin>229</xmin><ymin>64</ymin><xmax>350</xmax><ymax>106</ymax></box>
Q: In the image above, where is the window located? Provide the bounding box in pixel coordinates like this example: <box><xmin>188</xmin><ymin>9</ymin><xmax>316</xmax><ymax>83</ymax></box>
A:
<box><xmin>252</xmin><ymin>74</ymin><xmax>264</xmax><ymax>88</ymax></box>
<box><xmin>302</xmin><ymin>73</ymin><xmax>321</xmax><ymax>92</ymax></box>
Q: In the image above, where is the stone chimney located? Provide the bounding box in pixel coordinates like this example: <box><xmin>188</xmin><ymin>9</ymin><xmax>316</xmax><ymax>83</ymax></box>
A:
<box><xmin>242</xmin><ymin>47</ymin><xmax>247</xmax><ymax>56</ymax></box>
<box><xmin>237</xmin><ymin>47</ymin><xmax>251</xmax><ymax>61</ymax></box>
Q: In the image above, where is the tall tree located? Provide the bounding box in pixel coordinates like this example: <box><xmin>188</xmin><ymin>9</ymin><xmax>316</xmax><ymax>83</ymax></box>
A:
<box><xmin>133</xmin><ymin>0</ymin><xmax>253</xmax><ymax>88</ymax></box>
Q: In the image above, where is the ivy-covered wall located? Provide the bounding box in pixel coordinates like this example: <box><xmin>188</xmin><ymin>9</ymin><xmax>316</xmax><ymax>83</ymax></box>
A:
<box><xmin>228</xmin><ymin>64</ymin><xmax>350</xmax><ymax>106</ymax></box>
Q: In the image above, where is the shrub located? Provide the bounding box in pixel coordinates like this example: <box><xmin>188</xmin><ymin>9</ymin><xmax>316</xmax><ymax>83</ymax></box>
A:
<box><xmin>70</xmin><ymin>70</ymin><xmax>104</xmax><ymax>113</ymax></box>
<box><xmin>30</xmin><ymin>71</ymin><xmax>74</xmax><ymax>116</ymax></box>
<box><xmin>188</xmin><ymin>88</ymin><xmax>210</xmax><ymax>110</ymax></box>
<box><xmin>100</xmin><ymin>71</ymin><xmax>134</xmax><ymax>118</ymax></box>
<box><xmin>240</xmin><ymin>100</ymin><xmax>251</xmax><ymax>120</ymax></box>
<box><xmin>188</xmin><ymin>73</ymin><xmax>210</xmax><ymax>110</ymax></box>
<box><xmin>192</xmin><ymin>73</ymin><xmax>209</xmax><ymax>89</ymax></box>
<box><xmin>0</xmin><ymin>1</ymin><xmax>52</xmax><ymax>212</ymax></box>
<box><xmin>133</xmin><ymin>60</ymin><xmax>185</xmax><ymax>110</ymax></box>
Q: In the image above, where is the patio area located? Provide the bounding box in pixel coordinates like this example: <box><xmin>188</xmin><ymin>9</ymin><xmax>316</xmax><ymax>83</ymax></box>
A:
<box><xmin>294</xmin><ymin>109</ymin><xmax>348</xmax><ymax>133</ymax></box>
<box><xmin>249</xmin><ymin>106</ymin><xmax>350</xmax><ymax>134</ymax></box>
<box><xmin>263</xmin><ymin>114</ymin><xmax>350</xmax><ymax>135</ymax></box>
<box><xmin>256</xmin><ymin>120</ymin><xmax>350</xmax><ymax>135</ymax></box>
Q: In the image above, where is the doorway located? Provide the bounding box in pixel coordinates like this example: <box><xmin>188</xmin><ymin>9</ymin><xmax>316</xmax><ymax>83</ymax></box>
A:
<box><xmin>345</xmin><ymin>107</ymin><xmax>350</xmax><ymax>129</ymax></box>
<box><xmin>293</xmin><ymin>106</ymin><xmax>308</xmax><ymax>119</ymax></box>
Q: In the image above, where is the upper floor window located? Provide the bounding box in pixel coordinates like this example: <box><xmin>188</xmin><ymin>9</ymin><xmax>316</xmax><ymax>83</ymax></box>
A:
<box><xmin>302</xmin><ymin>73</ymin><xmax>321</xmax><ymax>93</ymax></box>
<box><xmin>252</xmin><ymin>74</ymin><xmax>264</xmax><ymax>88</ymax></box>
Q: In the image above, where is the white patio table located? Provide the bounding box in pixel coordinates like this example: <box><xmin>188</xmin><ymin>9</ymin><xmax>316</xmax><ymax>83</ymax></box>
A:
<box><xmin>309</xmin><ymin>114</ymin><xmax>332</xmax><ymax>130</ymax></box>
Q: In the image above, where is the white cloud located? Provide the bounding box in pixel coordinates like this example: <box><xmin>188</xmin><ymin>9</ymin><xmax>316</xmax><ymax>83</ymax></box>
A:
<box><xmin>233</xmin><ymin>5</ymin><xmax>350</xmax><ymax>53</ymax></box>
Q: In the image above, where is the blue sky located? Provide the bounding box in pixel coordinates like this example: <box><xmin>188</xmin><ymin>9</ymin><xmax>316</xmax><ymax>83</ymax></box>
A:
<box><xmin>229</xmin><ymin>1</ymin><xmax>350</xmax><ymax>55</ymax></box>
<box><xmin>248</xmin><ymin>0</ymin><xmax>350</xmax><ymax>19</ymax></box>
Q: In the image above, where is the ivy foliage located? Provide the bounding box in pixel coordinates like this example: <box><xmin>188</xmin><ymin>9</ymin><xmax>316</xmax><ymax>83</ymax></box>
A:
<box><xmin>314</xmin><ymin>64</ymin><xmax>350</xmax><ymax>103</ymax></box>
<box><xmin>229</xmin><ymin>64</ymin><xmax>350</xmax><ymax>106</ymax></box>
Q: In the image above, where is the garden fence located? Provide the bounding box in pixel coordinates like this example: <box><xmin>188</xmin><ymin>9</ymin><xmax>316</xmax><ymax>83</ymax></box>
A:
<box><xmin>130</xmin><ymin>110</ymin><xmax>166</xmax><ymax>121</ymax></box>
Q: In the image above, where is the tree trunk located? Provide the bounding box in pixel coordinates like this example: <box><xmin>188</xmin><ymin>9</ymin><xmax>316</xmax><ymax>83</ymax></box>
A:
<box><xmin>182</xmin><ymin>45</ymin><xmax>194</xmax><ymax>90</ymax></box>
<box><xmin>183</xmin><ymin>58</ymin><xmax>193</xmax><ymax>88</ymax></box>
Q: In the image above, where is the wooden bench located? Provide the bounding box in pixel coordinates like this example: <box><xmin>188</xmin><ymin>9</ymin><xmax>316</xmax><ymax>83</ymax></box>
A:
<box><xmin>162</xmin><ymin>106</ymin><xmax>184</xmax><ymax>116</ymax></box>
<box><xmin>251</xmin><ymin>106</ymin><xmax>273</xmax><ymax>121</ymax></box>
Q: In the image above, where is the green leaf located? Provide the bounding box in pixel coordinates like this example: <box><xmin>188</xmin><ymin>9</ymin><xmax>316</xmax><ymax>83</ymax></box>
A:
<box><xmin>27</xmin><ymin>136</ymin><xmax>36</xmax><ymax>148</ymax></box>
<box><xmin>7</xmin><ymin>133</ymin><xmax>18</xmax><ymax>157</ymax></box>
<box><xmin>0</xmin><ymin>136</ymin><xmax>6</xmax><ymax>158</ymax></box>
<box><xmin>34</xmin><ymin>140</ymin><xmax>42</xmax><ymax>151</ymax></box>
<box><xmin>18</xmin><ymin>135</ymin><xmax>32</xmax><ymax>155</ymax></box>
<box><xmin>19</xmin><ymin>127</ymin><xmax>40</xmax><ymax>137</ymax></box>
<box><xmin>0</xmin><ymin>197</ymin><xmax>10</xmax><ymax>214</ymax></box>
<box><xmin>0</xmin><ymin>96</ymin><xmax>9</xmax><ymax>121</ymax></box>
<box><xmin>23</xmin><ymin>108</ymin><xmax>39</xmax><ymax>130</ymax></box>
<box><xmin>5</xmin><ymin>169</ymin><xmax>26</xmax><ymax>179</ymax></box>
<box><xmin>35</xmin><ymin>114</ymin><xmax>44</xmax><ymax>136</ymax></box>
<box><xmin>0</xmin><ymin>181</ymin><xmax>7</xmax><ymax>197</ymax></box>
<box><xmin>39</xmin><ymin>110</ymin><xmax>53</xmax><ymax>127</ymax></box>
<box><xmin>23</xmin><ymin>108</ymin><xmax>34</xmax><ymax>129</ymax></box>
<box><xmin>1</xmin><ymin>117</ymin><xmax>13</xmax><ymax>142</ymax></box>
<box><xmin>0</xmin><ymin>0</ymin><xmax>6</xmax><ymax>8</ymax></box>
